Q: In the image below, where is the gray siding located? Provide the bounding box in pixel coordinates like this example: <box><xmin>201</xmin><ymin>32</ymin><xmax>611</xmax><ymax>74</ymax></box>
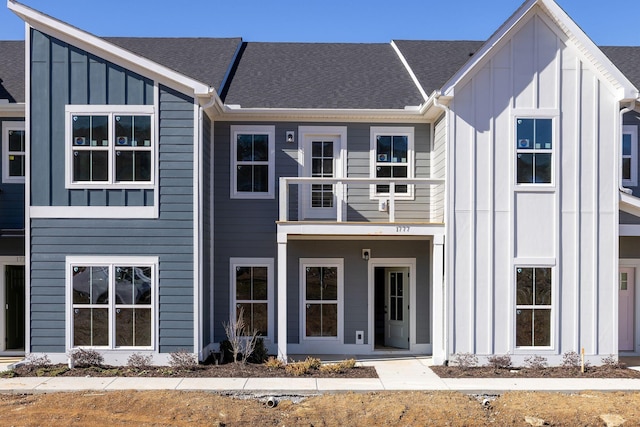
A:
<box><xmin>0</xmin><ymin>117</ymin><xmax>25</xmax><ymax>231</ymax></box>
<box><xmin>30</xmin><ymin>29</ymin><xmax>154</xmax><ymax>208</ymax></box>
<box><xmin>30</xmin><ymin>86</ymin><xmax>195</xmax><ymax>353</ymax></box>
<box><xmin>431</xmin><ymin>115</ymin><xmax>446</xmax><ymax>223</ymax></box>
<box><xmin>202</xmin><ymin>113</ymin><xmax>212</xmax><ymax>346</ymax></box>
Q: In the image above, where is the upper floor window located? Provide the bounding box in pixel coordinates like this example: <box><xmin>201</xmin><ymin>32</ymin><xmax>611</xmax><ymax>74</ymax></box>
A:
<box><xmin>65</xmin><ymin>105</ymin><xmax>155</xmax><ymax>189</ymax></box>
<box><xmin>370</xmin><ymin>127</ymin><xmax>414</xmax><ymax>199</ymax></box>
<box><xmin>516</xmin><ymin>118</ymin><xmax>553</xmax><ymax>184</ymax></box>
<box><xmin>230</xmin><ymin>125</ymin><xmax>275</xmax><ymax>199</ymax></box>
<box><xmin>622</xmin><ymin>125</ymin><xmax>637</xmax><ymax>187</ymax></box>
<box><xmin>2</xmin><ymin>121</ymin><xmax>25</xmax><ymax>183</ymax></box>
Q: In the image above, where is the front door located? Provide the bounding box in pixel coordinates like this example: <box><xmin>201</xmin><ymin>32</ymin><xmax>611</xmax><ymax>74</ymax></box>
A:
<box><xmin>619</xmin><ymin>267</ymin><xmax>635</xmax><ymax>351</ymax></box>
<box><xmin>5</xmin><ymin>265</ymin><xmax>25</xmax><ymax>350</ymax></box>
<box><xmin>385</xmin><ymin>268</ymin><xmax>409</xmax><ymax>349</ymax></box>
<box><xmin>301</xmin><ymin>134</ymin><xmax>341</xmax><ymax>220</ymax></box>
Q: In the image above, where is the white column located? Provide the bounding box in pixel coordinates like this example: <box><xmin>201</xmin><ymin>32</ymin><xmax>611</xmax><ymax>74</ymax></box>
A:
<box><xmin>277</xmin><ymin>237</ymin><xmax>288</xmax><ymax>362</ymax></box>
<box><xmin>431</xmin><ymin>234</ymin><xmax>446</xmax><ymax>364</ymax></box>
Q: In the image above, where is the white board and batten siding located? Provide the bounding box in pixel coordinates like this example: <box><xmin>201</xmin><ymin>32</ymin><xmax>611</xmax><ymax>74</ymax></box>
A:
<box><xmin>448</xmin><ymin>11</ymin><xmax>619</xmax><ymax>363</ymax></box>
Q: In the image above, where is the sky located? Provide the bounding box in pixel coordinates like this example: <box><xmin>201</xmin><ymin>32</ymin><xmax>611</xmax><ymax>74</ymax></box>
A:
<box><xmin>0</xmin><ymin>0</ymin><xmax>637</xmax><ymax>46</ymax></box>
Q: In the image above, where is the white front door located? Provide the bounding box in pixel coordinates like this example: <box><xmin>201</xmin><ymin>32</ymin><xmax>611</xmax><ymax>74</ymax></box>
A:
<box><xmin>385</xmin><ymin>268</ymin><xmax>409</xmax><ymax>349</ymax></box>
<box><xmin>619</xmin><ymin>267</ymin><xmax>635</xmax><ymax>351</ymax></box>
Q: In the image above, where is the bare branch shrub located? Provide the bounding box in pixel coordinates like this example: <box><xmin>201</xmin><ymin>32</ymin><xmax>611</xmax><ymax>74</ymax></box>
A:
<box><xmin>486</xmin><ymin>354</ymin><xmax>512</xmax><ymax>370</ymax></box>
<box><xmin>223</xmin><ymin>306</ymin><xmax>260</xmax><ymax>364</ymax></box>
<box><xmin>561</xmin><ymin>351</ymin><xmax>581</xmax><ymax>369</ymax></box>
<box><xmin>25</xmin><ymin>354</ymin><xmax>51</xmax><ymax>369</ymax></box>
<box><xmin>451</xmin><ymin>352</ymin><xmax>478</xmax><ymax>370</ymax></box>
<box><xmin>127</xmin><ymin>353</ymin><xmax>153</xmax><ymax>370</ymax></box>
<box><xmin>67</xmin><ymin>348</ymin><xmax>104</xmax><ymax>368</ymax></box>
<box><xmin>168</xmin><ymin>349</ymin><xmax>198</xmax><ymax>370</ymax></box>
<box><xmin>601</xmin><ymin>354</ymin><xmax>625</xmax><ymax>369</ymax></box>
<box><xmin>524</xmin><ymin>355</ymin><xmax>547</xmax><ymax>370</ymax></box>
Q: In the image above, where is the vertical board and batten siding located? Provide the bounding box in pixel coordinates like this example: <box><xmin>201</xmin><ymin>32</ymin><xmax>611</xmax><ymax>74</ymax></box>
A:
<box><xmin>30</xmin><ymin>29</ymin><xmax>154</xmax><ymax>208</ymax></box>
<box><xmin>0</xmin><ymin>117</ymin><xmax>25</xmax><ymax>231</ymax></box>
<box><xmin>286</xmin><ymin>240</ymin><xmax>431</xmax><ymax>345</ymax></box>
<box><xmin>449</xmin><ymin>12</ymin><xmax>618</xmax><ymax>361</ymax></box>
<box><xmin>30</xmin><ymin>84</ymin><xmax>195</xmax><ymax>353</ymax></box>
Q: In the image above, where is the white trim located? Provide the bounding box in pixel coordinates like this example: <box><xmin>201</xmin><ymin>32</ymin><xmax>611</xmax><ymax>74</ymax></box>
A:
<box><xmin>620</xmin><ymin>224</ymin><xmax>640</xmax><ymax>236</ymax></box>
<box><xmin>1</xmin><ymin>121</ymin><xmax>25</xmax><ymax>183</ymax></box>
<box><xmin>619</xmin><ymin>259</ymin><xmax>640</xmax><ymax>355</ymax></box>
<box><xmin>229</xmin><ymin>258</ymin><xmax>275</xmax><ymax>341</ymax></box>
<box><xmin>64</xmin><ymin>105</ymin><xmax>156</xmax><ymax>189</ymax></box>
<box><xmin>230</xmin><ymin>125</ymin><xmax>275</xmax><ymax>199</ymax></box>
<box><xmin>390</xmin><ymin>41</ymin><xmax>429</xmax><ymax>102</ymax></box>
<box><xmin>23</xmin><ymin>22</ymin><xmax>31</xmax><ymax>355</ymax></box>
<box><xmin>369</xmin><ymin>126</ymin><xmax>415</xmax><ymax>200</ymax></box>
<box><xmin>622</xmin><ymin>125</ymin><xmax>638</xmax><ymax>187</ymax></box>
<box><xmin>193</xmin><ymin>104</ymin><xmax>202</xmax><ymax>359</ymax></box>
<box><xmin>513</xmin><ymin>114</ymin><xmax>558</xmax><ymax>187</ymax></box>
<box><xmin>65</xmin><ymin>256</ymin><xmax>158</xmax><ymax>351</ymax></box>
<box><xmin>367</xmin><ymin>258</ymin><xmax>417</xmax><ymax>352</ymax></box>
<box><xmin>30</xmin><ymin>206</ymin><xmax>156</xmax><ymax>219</ymax></box>
<box><xmin>299</xmin><ymin>258</ymin><xmax>344</xmax><ymax>343</ymax></box>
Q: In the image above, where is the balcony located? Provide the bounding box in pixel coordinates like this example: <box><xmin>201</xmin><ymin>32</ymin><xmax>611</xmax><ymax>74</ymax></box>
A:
<box><xmin>278</xmin><ymin>177</ymin><xmax>445</xmax><ymax>237</ymax></box>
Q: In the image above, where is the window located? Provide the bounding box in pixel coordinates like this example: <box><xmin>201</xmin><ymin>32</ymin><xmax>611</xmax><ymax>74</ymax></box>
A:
<box><xmin>515</xmin><ymin>267</ymin><xmax>552</xmax><ymax>347</ymax></box>
<box><xmin>301</xmin><ymin>259</ymin><xmax>343</xmax><ymax>340</ymax></box>
<box><xmin>230</xmin><ymin>125</ymin><xmax>275</xmax><ymax>199</ymax></box>
<box><xmin>2</xmin><ymin>121</ymin><xmax>25</xmax><ymax>183</ymax></box>
<box><xmin>370</xmin><ymin>127</ymin><xmax>414</xmax><ymax>198</ymax></box>
<box><xmin>516</xmin><ymin>118</ymin><xmax>553</xmax><ymax>184</ymax></box>
<box><xmin>230</xmin><ymin>258</ymin><xmax>274</xmax><ymax>340</ymax></box>
<box><xmin>622</xmin><ymin>125</ymin><xmax>637</xmax><ymax>187</ymax></box>
<box><xmin>68</xmin><ymin>257</ymin><xmax>156</xmax><ymax>349</ymax></box>
<box><xmin>65</xmin><ymin>105</ymin><xmax>155</xmax><ymax>188</ymax></box>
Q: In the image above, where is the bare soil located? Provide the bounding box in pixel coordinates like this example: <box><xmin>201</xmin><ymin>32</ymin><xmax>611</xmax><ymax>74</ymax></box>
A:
<box><xmin>431</xmin><ymin>364</ymin><xmax>640</xmax><ymax>378</ymax></box>
<box><xmin>1</xmin><ymin>390</ymin><xmax>639</xmax><ymax>426</ymax></box>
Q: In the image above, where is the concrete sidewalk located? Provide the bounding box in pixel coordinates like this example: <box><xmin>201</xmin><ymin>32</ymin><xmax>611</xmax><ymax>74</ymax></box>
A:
<box><xmin>0</xmin><ymin>356</ymin><xmax>639</xmax><ymax>394</ymax></box>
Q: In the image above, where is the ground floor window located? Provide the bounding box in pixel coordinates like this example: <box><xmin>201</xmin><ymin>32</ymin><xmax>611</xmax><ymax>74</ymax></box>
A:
<box><xmin>515</xmin><ymin>267</ymin><xmax>552</xmax><ymax>347</ymax></box>
<box><xmin>230</xmin><ymin>258</ymin><xmax>274</xmax><ymax>339</ymax></box>
<box><xmin>67</xmin><ymin>257</ymin><xmax>156</xmax><ymax>349</ymax></box>
<box><xmin>301</xmin><ymin>259</ymin><xmax>343</xmax><ymax>340</ymax></box>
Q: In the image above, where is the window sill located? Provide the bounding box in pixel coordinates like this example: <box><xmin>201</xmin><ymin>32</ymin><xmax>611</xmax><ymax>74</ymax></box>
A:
<box><xmin>513</xmin><ymin>184</ymin><xmax>556</xmax><ymax>193</ymax></box>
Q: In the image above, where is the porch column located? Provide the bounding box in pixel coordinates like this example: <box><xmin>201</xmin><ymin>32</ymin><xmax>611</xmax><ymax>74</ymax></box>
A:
<box><xmin>431</xmin><ymin>234</ymin><xmax>446</xmax><ymax>364</ymax></box>
<box><xmin>277</xmin><ymin>236</ymin><xmax>288</xmax><ymax>362</ymax></box>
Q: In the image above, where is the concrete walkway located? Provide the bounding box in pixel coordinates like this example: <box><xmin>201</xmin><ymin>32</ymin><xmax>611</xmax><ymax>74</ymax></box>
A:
<box><xmin>0</xmin><ymin>356</ymin><xmax>639</xmax><ymax>394</ymax></box>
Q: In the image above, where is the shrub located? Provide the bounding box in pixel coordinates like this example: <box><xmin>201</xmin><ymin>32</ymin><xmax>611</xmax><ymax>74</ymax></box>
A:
<box><xmin>486</xmin><ymin>354</ymin><xmax>512</xmax><ymax>370</ymax></box>
<box><xmin>561</xmin><ymin>351</ymin><xmax>581</xmax><ymax>369</ymax></box>
<box><xmin>68</xmin><ymin>348</ymin><xmax>104</xmax><ymax>368</ymax></box>
<box><xmin>25</xmin><ymin>354</ymin><xmax>51</xmax><ymax>369</ymax></box>
<box><xmin>601</xmin><ymin>354</ymin><xmax>625</xmax><ymax>369</ymax></box>
<box><xmin>284</xmin><ymin>357</ymin><xmax>322</xmax><ymax>376</ymax></box>
<box><xmin>168</xmin><ymin>349</ymin><xmax>198</xmax><ymax>370</ymax></box>
<box><xmin>222</xmin><ymin>307</ymin><xmax>261</xmax><ymax>364</ymax></box>
<box><xmin>127</xmin><ymin>353</ymin><xmax>153</xmax><ymax>370</ymax></box>
<box><xmin>264</xmin><ymin>356</ymin><xmax>284</xmax><ymax>369</ymax></box>
<box><xmin>247</xmin><ymin>338</ymin><xmax>269</xmax><ymax>364</ymax></box>
<box><xmin>219</xmin><ymin>340</ymin><xmax>233</xmax><ymax>364</ymax></box>
<box><xmin>524</xmin><ymin>355</ymin><xmax>547</xmax><ymax>370</ymax></box>
<box><xmin>451</xmin><ymin>352</ymin><xmax>478</xmax><ymax>370</ymax></box>
<box><xmin>319</xmin><ymin>358</ymin><xmax>357</xmax><ymax>374</ymax></box>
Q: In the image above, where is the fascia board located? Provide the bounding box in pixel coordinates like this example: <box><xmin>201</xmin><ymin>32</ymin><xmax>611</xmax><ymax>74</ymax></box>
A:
<box><xmin>620</xmin><ymin>191</ymin><xmax>640</xmax><ymax>218</ymax></box>
<box><xmin>221</xmin><ymin>106</ymin><xmax>426</xmax><ymax>123</ymax></box>
<box><xmin>0</xmin><ymin>103</ymin><xmax>25</xmax><ymax>117</ymax></box>
<box><xmin>7</xmin><ymin>0</ymin><xmax>220</xmax><ymax>102</ymax></box>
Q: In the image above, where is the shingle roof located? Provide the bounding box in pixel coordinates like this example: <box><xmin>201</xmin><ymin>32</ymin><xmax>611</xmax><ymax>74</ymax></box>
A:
<box><xmin>392</xmin><ymin>40</ymin><xmax>485</xmax><ymax>95</ymax></box>
<box><xmin>222</xmin><ymin>42</ymin><xmax>424</xmax><ymax>109</ymax></box>
<box><xmin>106</xmin><ymin>37</ymin><xmax>242</xmax><ymax>92</ymax></box>
<box><xmin>0</xmin><ymin>40</ymin><xmax>25</xmax><ymax>103</ymax></box>
<box><xmin>601</xmin><ymin>46</ymin><xmax>640</xmax><ymax>90</ymax></box>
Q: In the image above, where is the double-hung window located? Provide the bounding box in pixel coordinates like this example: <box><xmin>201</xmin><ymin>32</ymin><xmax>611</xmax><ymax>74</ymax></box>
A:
<box><xmin>65</xmin><ymin>105</ymin><xmax>155</xmax><ymax>188</ymax></box>
<box><xmin>301</xmin><ymin>259</ymin><xmax>343</xmax><ymax>340</ymax></box>
<box><xmin>230</xmin><ymin>125</ymin><xmax>275</xmax><ymax>199</ymax></box>
<box><xmin>68</xmin><ymin>257</ymin><xmax>156</xmax><ymax>349</ymax></box>
<box><xmin>2</xmin><ymin>121</ymin><xmax>25</xmax><ymax>183</ymax></box>
<box><xmin>230</xmin><ymin>258</ymin><xmax>274</xmax><ymax>339</ymax></box>
<box><xmin>515</xmin><ymin>267</ymin><xmax>552</xmax><ymax>347</ymax></box>
<box><xmin>622</xmin><ymin>125</ymin><xmax>638</xmax><ymax>187</ymax></box>
<box><xmin>516</xmin><ymin>118</ymin><xmax>553</xmax><ymax>184</ymax></box>
<box><xmin>370</xmin><ymin>127</ymin><xmax>414</xmax><ymax>199</ymax></box>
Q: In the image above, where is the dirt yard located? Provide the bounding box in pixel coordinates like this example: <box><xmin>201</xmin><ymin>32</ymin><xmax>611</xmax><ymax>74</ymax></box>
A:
<box><xmin>0</xmin><ymin>390</ymin><xmax>639</xmax><ymax>426</ymax></box>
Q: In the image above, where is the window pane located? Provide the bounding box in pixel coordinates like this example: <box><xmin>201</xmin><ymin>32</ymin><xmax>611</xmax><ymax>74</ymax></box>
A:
<box><xmin>237</xmin><ymin>135</ymin><xmax>253</xmax><ymax>161</ymax></box>
<box><xmin>135</xmin><ymin>151</ymin><xmax>151</xmax><ymax>181</ymax></box>
<box><xmin>623</xmin><ymin>158</ymin><xmax>632</xmax><ymax>180</ymax></box>
<box><xmin>73</xmin><ymin>151</ymin><xmax>91</xmax><ymax>182</ymax></box>
<box><xmin>306</xmin><ymin>303</ymin><xmax>321</xmax><ymax>336</ymax></box>
<box><xmin>534</xmin><ymin>268</ymin><xmax>552</xmax><ymax>305</ymax></box>
<box><xmin>115</xmin><ymin>115</ymin><xmax>133</xmax><ymax>146</ymax></box>
<box><xmin>516</xmin><ymin>267</ymin><xmax>533</xmax><ymax>305</ymax></box>
<box><xmin>392</xmin><ymin>136</ymin><xmax>407</xmax><ymax>163</ymax></box>
<box><xmin>516</xmin><ymin>119</ymin><xmax>534</xmax><ymax>149</ymax></box>
<box><xmin>72</xmin><ymin>266</ymin><xmax>109</xmax><ymax>304</ymax></box>
<box><xmin>312</xmin><ymin>141</ymin><xmax>322</xmax><ymax>158</ymax></box>
<box><xmin>236</xmin><ymin>267</ymin><xmax>252</xmax><ymax>300</ymax></box>
<box><xmin>322</xmin><ymin>267</ymin><xmax>337</xmax><ymax>300</ymax></box>
<box><xmin>8</xmin><ymin>155</ymin><xmax>24</xmax><ymax>177</ymax></box>
<box><xmin>376</xmin><ymin>136</ymin><xmax>391</xmax><ymax>162</ymax></box>
<box><xmin>517</xmin><ymin>153</ymin><xmax>533</xmax><ymax>183</ymax></box>
<box><xmin>623</xmin><ymin>134</ymin><xmax>632</xmax><ymax>156</ymax></box>
<box><xmin>516</xmin><ymin>308</ymin><xmax>533</xmax><ymax>347</ymax></box>
<box><xmin>534</xmin><ymin>153</ymin><xmax>552</xmax><ymax>183</ymax></box>
<box><xmin>116</xmin><ymin>151</ymin><xmax>133</xmax><ymax>181</ymax></box>
<box><xmin>72</xmin><ymin>115</ymin><xmax>91</xmax><ymax>145</ymax></box>
<box><xmin>74</xmin><ymin>308</ymin><xmax>108</xmax><ymax>347</ymax></box>
<box><xmin>236</xmin><ymin>165</ymin><xmax>252</xmax><ymax>192</ymax></box>
<box><xmin>91</xmin><ymin>116</ymin><xmax>108</xmax><ymax>146</ymax></box>
<box><xmin>115</xmin><ymin>307</ymin><xmax>134</xmax><ymax>346</ymax></box>
<box><xmin>535</xmin><ymin>119</ymin><xmax>552</xmax><ymax>149</ymax></box>
<box><xmin>134</xmin><ymin>308</ymin><xmax>151</xmax><ymax>346</ymax></box>
<box><xmin>133</xmin><ymin>116</ymin><xmax>151</xmax><ymax>147</ymax></box>
<box><xmin>115</xmin><ymin>266</ymin><xmax>134</xmax><ymax>304</ymax></box>
<box><xmin>91</xmin><ymin>151</ymin><xmax>108</xmax><ymax>181</ymax></box>
<box><xmin>253</xmin><ymin>267</ymin><xmax>268</xmax><ymax>300</ymax></box>
<box><xmin>321</xmin><ymin>304</ymin><xmax>338</xmax><ymax>336</ymax></box>
<box><xmin>8</xmin><ymin>129</ymin><xmax>24</xmax><ymax>152</ymax></box>
<box><xmin>323</xmin><ymin>141</ymin><xmax>333</xmax><ymax>157</ymax></box>
<box><xmin>253</xmin><ymin>134</ymin><xmax>269</xmax><ymax>161</ymax></box>
<box><xmin>306</xmin><ymin>267</ymin><xmax>322</xmax><ymax>300</ymax></box>
<box><xmin>533</xmin><ymin>309</ymin><xmax>551</xmax><ymax>346</ymax></box>
<box><xmin>253</xmin><ymin>165</ymin><xmax>268</xmax><ymax>192</ymax></box>
<box><xmin>252</xmin><ymin>303</ymin><xmax>268</xmax><ymax>336</ymax></box>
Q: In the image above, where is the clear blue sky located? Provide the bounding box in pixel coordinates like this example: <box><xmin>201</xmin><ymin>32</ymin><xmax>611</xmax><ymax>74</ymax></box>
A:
<box><xmin>0</xmin><ymin>0</ymin><xmax>637</xmax><ymax>46</ymax></box>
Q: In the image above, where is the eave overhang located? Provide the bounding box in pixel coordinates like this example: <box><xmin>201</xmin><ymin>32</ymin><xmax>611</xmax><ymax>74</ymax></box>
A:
<box><xmin>0</xmin><ymin>102</ymin><xmax>25</xmax><ymax>117</ymax></box>
<box><xmin>219</xmin><ymin>105</ymin><xmax>426</xmax><ymax>123</ymax></box>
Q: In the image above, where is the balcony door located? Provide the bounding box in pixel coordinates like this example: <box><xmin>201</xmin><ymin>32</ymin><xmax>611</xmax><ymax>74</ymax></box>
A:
<box><xmin>299</xmin><ymin>127</ymin><xmax>345</xmax><ymax>220</ymax></box>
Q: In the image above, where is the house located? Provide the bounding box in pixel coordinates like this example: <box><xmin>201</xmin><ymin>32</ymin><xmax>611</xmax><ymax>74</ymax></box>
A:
<box><xmin>3</xmin><ymin>0</ymin><xmax>640</xmax><ymax>366</ymax></box>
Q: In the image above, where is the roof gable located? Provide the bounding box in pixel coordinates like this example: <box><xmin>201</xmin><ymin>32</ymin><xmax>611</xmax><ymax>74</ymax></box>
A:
<box><xmin>0</xmin><ymin>40</ymin><xmax>24</xmax><ymax>103</ymax></box>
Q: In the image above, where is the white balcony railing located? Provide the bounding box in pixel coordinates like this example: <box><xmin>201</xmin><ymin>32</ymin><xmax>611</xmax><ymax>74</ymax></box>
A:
<box><xmin>279</xmin><ymin>177</ymin><xmax>445</xmax><ymax>223</ymax></box>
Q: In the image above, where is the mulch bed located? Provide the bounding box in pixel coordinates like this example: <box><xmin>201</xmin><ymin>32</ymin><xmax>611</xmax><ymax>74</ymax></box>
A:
<box><xmin>4</xmin><ymin>363</ymin><xmax>378</xmax><ymax>379</ymax></box>
<box><xmin>431</xmin><ymin>365</ymin><xmax>640</xmax><ymax>378</ymax></box>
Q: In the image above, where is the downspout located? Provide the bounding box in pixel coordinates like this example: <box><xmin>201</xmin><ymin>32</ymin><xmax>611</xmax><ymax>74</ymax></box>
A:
<box><xmin>619</xmin><ymin>100</ymin><xmax>636</xmax><ymax>194</ymax></box>
<box><xmin>433</xmin><ymin>92</ymin><xmax>450</xmax><ymax>364</ymax></box>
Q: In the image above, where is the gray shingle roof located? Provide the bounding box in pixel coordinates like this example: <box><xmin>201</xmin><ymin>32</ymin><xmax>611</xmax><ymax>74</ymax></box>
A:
<box><xmin>222</xmin><ymin>42</ymin><xmax>424</xmax><ymax>109</ymax></box>
<box><xmin>106</xmin><ymin>37</ymin><xmax>242</xmax><ymax>92</ymax></box>
<box><xmin>393</xmin><ymin>40</ymin><xmax>484</xmax><ymax>95</ymax></box>
<box><xmin>601</xmin><ymin>46</ymin><xmax>640</xmax><ymax>90</ymax></box>
<box><xmin>0</xmin><ymin>40</ymin><xmax>25</xmax><ymax>103</ymax></box>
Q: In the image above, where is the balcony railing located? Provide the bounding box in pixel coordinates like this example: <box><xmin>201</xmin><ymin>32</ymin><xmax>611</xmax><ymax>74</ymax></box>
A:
<box><xmin>279</xmin><ymin>177</ymin><xmax>445</xmax><ymax>223</ymax></box>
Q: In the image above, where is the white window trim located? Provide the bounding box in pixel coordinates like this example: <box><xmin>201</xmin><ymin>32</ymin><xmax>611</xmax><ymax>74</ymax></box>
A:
<box><xmin>623</xmin><ymin>125</ymin><xmax>638</xmax><ymax>187</ymax></box>
<box><xmin>299</xmin><ymin>258</ymin><xmax>344</xmax><ymax>342</ymax></box>
<box><xmin>513</xmin><ymin>265</ymin><xmax>555</xmax><ymax>352</ymax></box>
<box><xmin>66</xmin><ymin>255</ymin><xmax>158</xmax><ymax>351</ymax></box>
<box><xmin>369</xmin><ymin>126</ymin><xmax>415</xmax><ymax>200</ymax></box>
<box><xmin>514</xmin><ymin>116</ymin><xmax>556</xmax><ymax>187</ymax></box>
<box><xmin>229</xmin><ymin>257</ymin><xmax>275</xmax><ymax>341</ymax></box>
<box><xmin>230</xmin><ymin>125</ymin><xmax>275</xmax><ymax>199</ymax></box>
<box><xmin>65</xmin><ymin>105</ymin><xmax>156</xmax><ymax>189</ymax></box>
<box><xmin>2</xmin><ymin>121</ymin><xmax>25</xmax><ymax>184</ymax></box>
